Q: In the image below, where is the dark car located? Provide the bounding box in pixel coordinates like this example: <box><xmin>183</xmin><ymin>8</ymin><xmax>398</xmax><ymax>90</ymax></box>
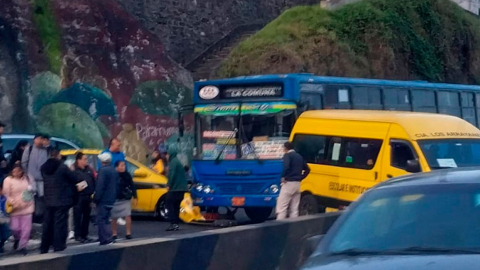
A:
<box><xmin>302</xmin><ymin>168</ymin><xmax>480</xmax><ymax>270</ymax></box>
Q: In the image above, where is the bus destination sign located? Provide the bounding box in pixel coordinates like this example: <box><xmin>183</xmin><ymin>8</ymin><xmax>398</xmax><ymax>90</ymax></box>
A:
<box><xmin>221</xmin><ymin>85</ymin><xmax>283</xmax><ymax>99</ymax></box>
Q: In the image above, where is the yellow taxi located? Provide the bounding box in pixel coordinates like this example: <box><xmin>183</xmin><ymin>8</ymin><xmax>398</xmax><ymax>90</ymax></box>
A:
<box><xmin>61</xmin><ymin>149</ymin><xmax>170</xmax><ymax>219</ymax></box>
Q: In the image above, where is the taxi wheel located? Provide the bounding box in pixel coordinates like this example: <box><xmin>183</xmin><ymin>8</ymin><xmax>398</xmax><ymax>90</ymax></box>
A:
<box><xmin>299</xmin><ymin>194</ymin><xmax>323</xmax><ymax>216</ymax></box>
<box><xmin>155</xmin><ymin>198</ymin><xmax>168</xmax><ymax>221</ymax></box>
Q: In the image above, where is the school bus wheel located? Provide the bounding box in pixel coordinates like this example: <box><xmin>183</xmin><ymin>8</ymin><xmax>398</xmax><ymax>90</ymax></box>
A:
<box><xmin>299</xmin><ymin>193</ymin><xmax>324</xmax><ymax>216</ymax></box>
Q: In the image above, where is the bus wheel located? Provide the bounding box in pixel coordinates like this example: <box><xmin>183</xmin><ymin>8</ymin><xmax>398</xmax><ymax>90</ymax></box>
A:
<box><xmin>245</xmin><ymin>207</ymin><xmax>272</xmax><ymax>223</ymax></box>
<box><xmin>299</xmin><ymin>194</ymin><xmax>323</xmax><ymax>216</ymax></box>
<box><xmin>155</xmin><ymin>196</ymin><xmax>168</xmax><ymax>221</ymax></box>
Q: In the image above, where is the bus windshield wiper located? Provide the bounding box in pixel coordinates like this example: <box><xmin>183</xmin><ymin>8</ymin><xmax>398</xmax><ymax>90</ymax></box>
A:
<box><xmin>215</xmin><ymin>128</ymin><xmax>238</xmax><ymax>164</ymax></box>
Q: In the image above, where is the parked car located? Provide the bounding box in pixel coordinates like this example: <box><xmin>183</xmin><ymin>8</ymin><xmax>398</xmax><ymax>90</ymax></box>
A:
<box><xmin>60</xmin><ymin>149</ymin><xmax>171</xmax><ymax>219</ymax></box>
<box><xmin>302</xmin><ymin>168</ymin><xmax>480</xmax><ymax>270</ymax></box>
<box><xmin>2</xmin><ymin>134</ymin><xmax>80</xmax><ymax>159</ymax></box>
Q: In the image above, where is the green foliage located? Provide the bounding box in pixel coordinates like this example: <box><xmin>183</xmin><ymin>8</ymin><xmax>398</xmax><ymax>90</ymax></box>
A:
<box><xmin>130</xmin><ymin>81</ymin><xmax>193</xmax><ymax>116</ymax></box>
<box><xmin>32</xmin><ymin>0</ymin><xmax>62</xmax><ymax>74</ymax></box>
<box><xmin>219</xmin><ymin>0</ymin><xmax>480</xmax><ymax>84</ymax></box>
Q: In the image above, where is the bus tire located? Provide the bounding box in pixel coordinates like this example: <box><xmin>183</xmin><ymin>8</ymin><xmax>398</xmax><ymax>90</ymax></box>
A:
<box><xmin>300</xmin><ymin>194</ymin><xmax>324</xmax><ymax>216</ymax></box>
<box><xmin>245</xmin><ymin>207</ymin><xmax>272</xmax><ymax>223</ymax></box>
<box><xmin>154</xmin><ymin>195</ymin><xmax>168</xmax><ymax>221</ymax></box>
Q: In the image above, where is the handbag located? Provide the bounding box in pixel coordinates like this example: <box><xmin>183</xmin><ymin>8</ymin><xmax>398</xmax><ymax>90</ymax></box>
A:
<box><xmin>21</xmin><ymin>175</ymin><xmax>35</xmax><ymax>202</ymax></box>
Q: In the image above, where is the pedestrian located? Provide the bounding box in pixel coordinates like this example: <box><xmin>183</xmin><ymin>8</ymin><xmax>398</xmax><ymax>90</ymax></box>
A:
<box><xmin>21</xmin><ymin>133</ymin><xmax>48</xmax><ymax>223</ymax></box>
<box><xmin>40</xmin><ymin>150</ymin><xmax>80</xmax><ymax>253</ymax></box>
<box><xmin>276</xmin><ymin>142</ymin><xmax>310</xmax><ymax>220</ymax></box>
<box><xmin>111</xmin><ymin>160</ymin><xmax>137</xmax><ymax>240</ymax></box>
<box><xmin>151</xmin><ymin>149</ymin><xmax>167</xmax><ymax>175</ymax></box>
<box><xmin>165</xmin><ymin>147</ymin><xmax>188</xmax><ymax>232</ymax></box>
<box><xmin>99</xmin><ymin>138</ymin><xmax>126</xmax><ymax>171</ymax></box>
<box><xmin>72</xmin><ymin>152</ymin><xmax>95</xmax><ymax>243</ymax></box>
<box><xmin>95</xmin><ymin>152</ymin><xmax>118</xmax><ymax>246</ymax></box>
<box><xmin>3</xmin><ymin>165</ymin><xmax>35</xmax><ymax>255</ymax></box>
<box><xmin>0</xmin><ymin>183</ymin><xmax>11</xmax><ymax>253</ymax></box>
<box><xmin>0</xmin><ymin>122</ymin><xmax>7</xmax><ymax>184</ymax></box>
<box><xmin>42</xmin><ymin>134</ymin><xmax>54</xmax><ymax>155</ymax></box>
<box><xmin>8</xmin><ymin>140</ymin><xmax>28</xmax><ymax>172</ymax></box>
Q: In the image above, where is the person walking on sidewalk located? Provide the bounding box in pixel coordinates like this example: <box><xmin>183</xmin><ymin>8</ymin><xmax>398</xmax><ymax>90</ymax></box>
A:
<box><xmin>21</xmin><ymin>133</ymin><xmax>48</xmax><ymax>223</ymax></box>
<box><xmin>276</xmin><ymin>142</ymin><xmax>310</xmax><ymax>220</ymax></box>
<box><xmin>95</xmin><ymin>153</ymin><xmax>118</xmax><ymax>245</ymax></box>
<box><xmin>111</xmin><ymin>160</ymin><xmax>137</xmax><ymax>240</ymax></box>
<box><xmin>3</xmin><ymin>165</ymin><xmax>35</xmax><ymax>255</ymax></box>
<box><xmin>165</xmin><ymin>147</ymin><xmax>188</xmax><ymax>232</ymax></box>
<box><xmin>72</xmin><ymin>152</ymin><xmax>95</xmax><ymax>243</ymax></box>
<box><xmin>40</xmin><ymin>150</ymin><xmax>80</xmax><ymax>253</ymax></box>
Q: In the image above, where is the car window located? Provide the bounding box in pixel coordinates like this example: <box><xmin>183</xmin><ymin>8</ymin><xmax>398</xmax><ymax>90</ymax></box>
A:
<box><xmin>52</xmin><ymin>140</ymin><xmax>77</xmax><ymax>150</ymax></box>
<box><xmin>2</xmin><ymin>138</ymin><xmax>31</xmax><ymax>153</ymax></box>
<box><xmin>391</xmin><ymin>141</ymin><xmax>416</xmax><ymax>169</ymax></box>
<box><xmin>127</xmin><ymin>161</ymin><xmax>139</xmax><ymax>176</ymax></box>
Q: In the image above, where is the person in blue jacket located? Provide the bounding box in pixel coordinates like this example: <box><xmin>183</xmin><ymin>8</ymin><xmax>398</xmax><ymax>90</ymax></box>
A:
<box><xmin>98</xmin><ymin>138</ymin><xmax>126</xmax><ymax>171</ymax></box>
<box><xmin>94</xmin><ymin>153</ymin><xmax>119</xmax><ymax>246</ymax></box>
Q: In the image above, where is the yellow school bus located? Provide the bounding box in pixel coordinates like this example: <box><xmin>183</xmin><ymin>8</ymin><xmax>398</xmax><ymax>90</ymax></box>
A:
<box><xmin>291</xmin><ymin>110</ymin><xmax>480</xmax><ymax>214</ymax></box>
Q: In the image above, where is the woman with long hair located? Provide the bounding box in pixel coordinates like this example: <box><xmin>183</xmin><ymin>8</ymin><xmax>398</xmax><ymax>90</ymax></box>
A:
<box><xmin>3</xmin><ymin>165</ymin><xmax>34</xmax><ymax>255</ymax></box>
<box><xmin>151</xmin><ymin>149</ymin><xmax>167</xmax><ymax>175</ymax></box>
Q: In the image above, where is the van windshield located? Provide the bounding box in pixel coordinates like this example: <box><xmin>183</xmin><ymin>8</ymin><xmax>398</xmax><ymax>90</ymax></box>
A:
<box><xmin>418</xmin><ymin>139</ymin><xmax>480</xmax><ymax>169</ymax></box>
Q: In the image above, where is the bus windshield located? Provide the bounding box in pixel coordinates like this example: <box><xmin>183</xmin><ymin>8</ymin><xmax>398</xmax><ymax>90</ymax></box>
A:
<box><xmin>195</xmin><ymin>102</ymin><xmax>296</xmax><ymax>160</ymax></box>
<box><xmin>418</xmin><ymin>139</ymin><xmax>480</xmax><ymax>169</ymax></box>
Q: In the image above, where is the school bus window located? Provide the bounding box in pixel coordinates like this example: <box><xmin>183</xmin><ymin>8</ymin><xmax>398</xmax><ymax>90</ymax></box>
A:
<box><xmin>343</xmin><ymin>138</ymin><xmax>383</xmax><ymax>170</ymax></box>
<box><xmin>293</xmin><ymin>134</ymin><xmax>328</xmax><ymax>164</ymax></box>
<box><xmin>327</xmin><ymin>137</ymin><xmax>343</xmax><ymax>164</ymax></box>
<box><xmin>391</xmin><ymin>141</ymin><xmax>416</xmax><ymax>170</ymax></box>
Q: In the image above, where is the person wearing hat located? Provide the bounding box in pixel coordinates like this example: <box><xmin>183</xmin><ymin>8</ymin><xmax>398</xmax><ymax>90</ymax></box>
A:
<box><xmin>21</xmin><ymin>133</ymin><xmax>48</xmax><ymax>223</ymax></box>
<box><xmin>94</xmin><ymin>152</ymin><xmax>118</xmax><ymax>245</ymax></box>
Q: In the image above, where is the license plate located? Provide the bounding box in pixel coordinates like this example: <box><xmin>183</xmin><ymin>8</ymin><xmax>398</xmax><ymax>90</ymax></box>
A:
<box><xmin>232</xmin><ymin>197</ymin><xmax>245</xmax><ymax>206</ymax></box>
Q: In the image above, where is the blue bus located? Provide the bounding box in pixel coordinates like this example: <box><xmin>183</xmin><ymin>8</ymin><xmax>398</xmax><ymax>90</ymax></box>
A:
<box><xmin>178</xmin><ymin>73</ymin><xmax>480</xmax><ymax>222</ymax></box>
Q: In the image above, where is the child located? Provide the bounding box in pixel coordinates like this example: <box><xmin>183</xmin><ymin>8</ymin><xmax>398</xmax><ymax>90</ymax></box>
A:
<box><xmin>0</xmin><ymin>184</ymin><xmax>10</xmax><ymax>253</ymax></box>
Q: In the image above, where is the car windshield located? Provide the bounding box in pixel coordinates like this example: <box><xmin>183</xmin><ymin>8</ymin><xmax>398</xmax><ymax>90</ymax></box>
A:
<box><xmin>195</xmin><ymin>103</ymin><xmax>295</xmax><ymax>160</ymax></box>
<box><xmin>418</xmin><ymin>139</ymin><xmax>480</xmax><ymax>169</ymax></box>
<box><xmin>327</xmin><ymin>184</ymin><xmax>480</xmax><ymax>254</ymax></box>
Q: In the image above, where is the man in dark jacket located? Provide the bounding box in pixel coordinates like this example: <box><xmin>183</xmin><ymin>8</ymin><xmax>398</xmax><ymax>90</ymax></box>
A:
<box><xmin>40</xmin><ymin>149</ymin><xmax>79</xmax><ymax>253</ymax></box>
<box><xmin>276</xmin><ymin>142</ymin><xmax>310</xmax><ymax>220</ymax></box>
<box><xmin>94</xmin><ymin>152</ymin><xmax>118</xmax><ymax>245</ymax></box>
<box><xmin>72</xmin><ymin>152</ymin><xmax>95</xmax><ymax>243</ymax></box>
<box><xmin>165</xmin><ymin>147</ymin><xmax>188</xmax><ymax>231</ymax></box>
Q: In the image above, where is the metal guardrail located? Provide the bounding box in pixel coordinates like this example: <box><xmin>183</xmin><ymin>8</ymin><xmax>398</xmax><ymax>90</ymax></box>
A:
<box><xmin>184</xmin><ymin>23</ymin><xmax>265</xmax><ymax>71</ymax></box>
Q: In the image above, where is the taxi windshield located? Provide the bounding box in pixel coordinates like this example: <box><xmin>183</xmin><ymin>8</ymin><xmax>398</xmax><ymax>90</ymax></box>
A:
<box><xmin>418</xmin><ymin>139</ymin><xmax>480</xmax><ymax>169</ymax></box>
<box><xmin>327</xmin><ymin>184</ymin><xmax>480</xmax><ymax>253</ymax></box>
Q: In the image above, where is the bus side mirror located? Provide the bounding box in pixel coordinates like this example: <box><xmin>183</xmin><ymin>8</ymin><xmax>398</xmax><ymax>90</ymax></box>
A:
<box><xmin>178</xmin><ymin>111</ymin><xmax>184</xmax><ymax>138</ymax></box>
<box><xmin>406</xmin><ymin>159</ymin><xmax>421</xmax><ymax>173</ymax></box>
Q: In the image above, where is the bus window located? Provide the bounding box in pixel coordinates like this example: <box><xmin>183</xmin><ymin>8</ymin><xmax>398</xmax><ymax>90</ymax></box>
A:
<box><xmin>384</xmin><ymin>88</ymin><xmax>411</xmax><ymax>111</ymax></box>
<box><xmin>412</xmin><ymin>89</ymin><xmax>436</xmax><ymax>113</ymax></box>
<box><xmin>325</xmin><ymin>85</ymin><xmax>351</xmax><ymax>109</ymax></box>
<box><xmin>461</xmin><ymin>92</ymin><xmax>477</xmax><ymax>126</ymax></box>
<box><xmin>352</xmin><ymin>86</ymin><xmax>382</xmax><ymax>110</ymax></box>
<box><xmin>438</xmin><ymin>91</ymin><xmax>461</xmax><ymax>117</ymax></box>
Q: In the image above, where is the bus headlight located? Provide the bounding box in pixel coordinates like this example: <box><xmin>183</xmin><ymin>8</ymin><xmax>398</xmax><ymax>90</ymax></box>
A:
<box><xmin>203</xmin><ymin>185</ymin><xmax>214</xmax><ymax>194</ymax></box>
<box><xmin>270</xmin><ymin>185</ymin><xmax>279</xmax><ymax>194</ymax></box>
<box><xmin>195</xmin><ymin>184</ymin><xmax>204</xmax><ymax>192</ymax></box>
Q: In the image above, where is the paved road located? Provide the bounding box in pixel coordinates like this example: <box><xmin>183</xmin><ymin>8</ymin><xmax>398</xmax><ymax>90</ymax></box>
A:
<box><xmin>0</xmin><ymin>209</ymin><xmax>273</xmax><ymax>259</ymax></box>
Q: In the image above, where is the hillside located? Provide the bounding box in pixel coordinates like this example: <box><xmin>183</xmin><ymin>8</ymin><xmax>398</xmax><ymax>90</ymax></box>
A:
<box><xmin>219</xmin><ymin>0</ymin><xmax>480</xmax><ymax>84</ymax></box>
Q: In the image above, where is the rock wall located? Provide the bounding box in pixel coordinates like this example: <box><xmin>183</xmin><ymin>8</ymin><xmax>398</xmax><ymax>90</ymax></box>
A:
<box><xmin>115</xmin><ymin>0</ymin><xmax>320</xmax><ymax>65</ymax></box>
<box><xmin>0</xmin><ymin>0</ymin><xmax>193</xmax><ymax>164</ymax></box>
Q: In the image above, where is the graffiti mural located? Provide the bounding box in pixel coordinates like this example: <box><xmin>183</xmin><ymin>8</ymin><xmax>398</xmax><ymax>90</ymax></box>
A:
<box><xmin>0</xmin><ymin>0</ymin><xmax>194</xmax><ymax>164</ymax></box>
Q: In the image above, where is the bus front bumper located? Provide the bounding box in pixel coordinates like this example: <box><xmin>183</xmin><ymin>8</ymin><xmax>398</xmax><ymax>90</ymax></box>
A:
<box><xmin>191</xmin><ymin>193</ymin><xmax>278</xmax><ymax>208</ymax></box>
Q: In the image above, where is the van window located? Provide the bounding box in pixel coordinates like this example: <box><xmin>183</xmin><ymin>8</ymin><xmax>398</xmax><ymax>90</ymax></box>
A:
<box><xmin>293</xmin><ymin>134</ymin><xmax>383</xmax><ymax>170</ymax></box>
<box><xmin>292</xmin><ymin>134</ymin><xmax>327</xmax><ymax>164</ymax></box>
<box><xmin>391</xmin><ymin>141</ymin><xmax>416</xmax><ymax>170</ymax></box>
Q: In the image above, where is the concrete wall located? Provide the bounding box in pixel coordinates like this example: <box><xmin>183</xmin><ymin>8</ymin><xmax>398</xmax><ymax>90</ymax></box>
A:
<box><xmin>0</xmin><ymin>213</ymin><xmax>340</xmax><ymax>270</ymax></box>
<box><xmin>114</xmin><ymin>0</ymin><xmax>320</xmax><ymax>65</ymax></box>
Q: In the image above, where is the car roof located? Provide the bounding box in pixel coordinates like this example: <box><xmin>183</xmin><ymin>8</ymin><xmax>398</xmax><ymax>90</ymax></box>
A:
<box><xmin>375</xmin><ymin>167</ymin><xmax>480</xmax><ymax>190</ymax></box>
